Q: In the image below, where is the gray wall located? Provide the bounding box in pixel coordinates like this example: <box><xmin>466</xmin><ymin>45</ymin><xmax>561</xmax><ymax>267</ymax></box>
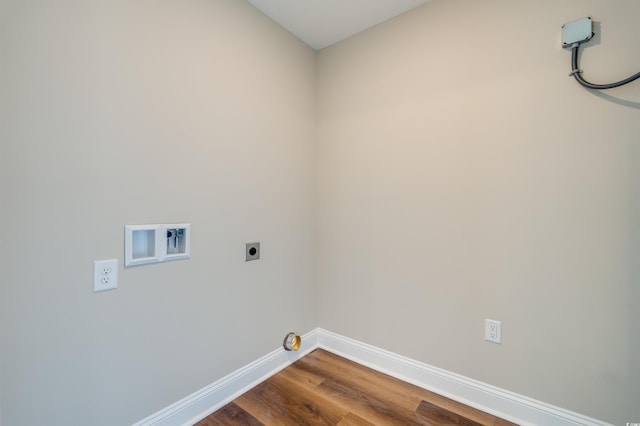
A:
<box><xmin>316</xmin><ymin>1</ymin><xmax>640</xmax><ymax>425</ymax></box>
<box><xmin>2</xmin><ymin>0</ymin><xmax>639</xmax><ymax>425</ymax></box>
<box><xmin>0</xmin><ymin>1</ymin><xmax>317</xmax><ymax>425</ymax></box>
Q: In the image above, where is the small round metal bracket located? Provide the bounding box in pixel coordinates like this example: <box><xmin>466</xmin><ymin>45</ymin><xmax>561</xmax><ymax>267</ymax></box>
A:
<box><xmin>283</xmin><ymin>332</ymin><xmax>301</xmax><ymax>351</ymax></box>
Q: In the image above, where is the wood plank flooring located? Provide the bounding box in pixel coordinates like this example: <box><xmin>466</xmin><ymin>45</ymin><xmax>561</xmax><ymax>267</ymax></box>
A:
<box><xmin>196</xmin><ymin>349</ymin><xmax>517</xmax><ymax>426</ymax></box>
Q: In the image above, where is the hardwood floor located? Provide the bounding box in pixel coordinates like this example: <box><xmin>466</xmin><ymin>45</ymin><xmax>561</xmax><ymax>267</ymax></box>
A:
<box><xmin>196</xmin><ymin>349</ymin><xmax>517</xmax><ymax>426</ymax></box>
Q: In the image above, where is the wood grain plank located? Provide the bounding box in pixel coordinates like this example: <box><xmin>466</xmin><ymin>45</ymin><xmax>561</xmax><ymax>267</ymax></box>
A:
<box><xmin>196</xmin><ymin>349</ymin><xmax>519</xmax><ymax>426</ymax></box>
<box><xmin>413</xmin><ymin>388</ymin><xmax>516</xmax><ymax>425</ymax></box>
<box><xmin>307</xmin><ymin>351</ymin><xmax>515</xmax><ymax>426</ymax></box>
<box><xmin>277</xmin><ymin>358</ymin><xmax>327</xmax><ymax>387</ymax></box>
<box><xmin>294</xmin><ymin>350</ymin><xmax>426</xmax><ymax>412</ymax></box>
<box><xmin>194</xmin><ymin>402</ymin><xmax>264</xmax><ymax>426</ymax></box>
<box><xmin>316</xmin><ymin>377</ymin><xmax>425</xmax><ymax>425</ymax></box>
<box><xmin>235</xmin><ymin>372</ymin><xmax>349</xmax><ymax>425</ymax></box>
<box><xmin>415</xmin><ymin>399</ymin><xmax>483</xmax><ymax>425</ymax></box>
<box><xmin>336</xmin><ymin>412</ymin><xmax>377</xmax><ymax>426</ymax></box>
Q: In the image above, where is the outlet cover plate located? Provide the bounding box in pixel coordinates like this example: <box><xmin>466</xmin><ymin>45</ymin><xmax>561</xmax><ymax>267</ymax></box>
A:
<box><xmin>94</xmin><ymin>259</ymin><xmax>118</xmax><ymax>292</ymax></box>
<box><xmin>485</xmin><ymin>319</ymin><xmax>501</xmax><ymax>344</ymax></box>
<box><xmin>246</xmin><ymin>242</ymin><xmax>260</xmax><ymax>261</ymax></box>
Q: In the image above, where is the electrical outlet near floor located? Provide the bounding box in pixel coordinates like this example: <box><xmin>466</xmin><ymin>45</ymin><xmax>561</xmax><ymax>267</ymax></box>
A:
<box><xmin>485</xmin><ymin>319</ymin><xmax>501</xmax><ymax>344</ymax></box>
<box><xmin>94</xmin><ymin>259</ymin><xmax>118</xmax><ymax>292</ymax></box>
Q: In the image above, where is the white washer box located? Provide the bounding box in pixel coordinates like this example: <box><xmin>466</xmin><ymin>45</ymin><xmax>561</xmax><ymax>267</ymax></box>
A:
<box><xmin>125</xmin><ymin>223</ymin><xmax>191</xmax><ymax>267</ymax></box>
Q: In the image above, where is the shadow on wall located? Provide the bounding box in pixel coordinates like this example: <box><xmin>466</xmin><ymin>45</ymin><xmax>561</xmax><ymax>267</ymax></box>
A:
<box><xmin>589</xmin><ymin>91</ymin><xmax>640</xmax><ymax>109</ymax></box>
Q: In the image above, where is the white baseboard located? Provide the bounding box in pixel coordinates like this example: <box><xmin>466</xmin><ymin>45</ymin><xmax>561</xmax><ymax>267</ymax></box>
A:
<box><xmin>316</xmin><ymin>329</ymin><xmax>612</xmax><ymax>426</ymax></box>
<box><xmin>132</xmin><ymin>329</ymin><xmax>319</xmax><ymax>426</ymax></box>
<box><xmin>133</xmin><ymin>328</ymin><xmax>611</xmax><ymax>426</ymax></box>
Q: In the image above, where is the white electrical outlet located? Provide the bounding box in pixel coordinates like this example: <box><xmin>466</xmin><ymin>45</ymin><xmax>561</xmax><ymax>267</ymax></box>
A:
<box><xmin>94</xmin><ymin>259</ymin><xmax>118</xmax><ymax>292</ymax></box>
<box><xmin>485</xmin><ymin>319</ymin><xmax>501</xmax><ymax>344</ymax></box>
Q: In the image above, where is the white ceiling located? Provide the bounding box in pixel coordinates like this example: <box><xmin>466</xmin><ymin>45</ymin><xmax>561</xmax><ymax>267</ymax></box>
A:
<box><xmin>247</xmin><ymin>0</ymin><xmax>431</xmax><ymax>50</ymax></box>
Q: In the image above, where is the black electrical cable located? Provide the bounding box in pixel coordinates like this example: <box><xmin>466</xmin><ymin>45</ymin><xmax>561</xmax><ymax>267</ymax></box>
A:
<box><xmin>571</xmin><ymin>44</ymin><xmax>640</xmax><ymax>89</ymax></box>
